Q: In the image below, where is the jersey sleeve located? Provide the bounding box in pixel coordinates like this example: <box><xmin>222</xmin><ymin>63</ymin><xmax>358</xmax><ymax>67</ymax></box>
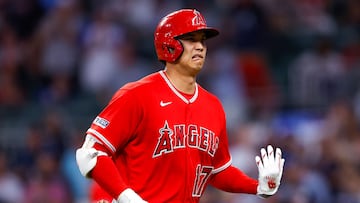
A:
<box><xmin>212</xmin><ymin>101</ymin><xmax>232</xmax><ymax>173</ymax></box>
<box><xmin>210</xmin><ymin>165</ymin><xmax>258</xmax><ymax>194</ymax></box>
<box><xmin>86</xmin><ymin>88</ymin><xmax>143</xmax><ymax>155</ymax></box>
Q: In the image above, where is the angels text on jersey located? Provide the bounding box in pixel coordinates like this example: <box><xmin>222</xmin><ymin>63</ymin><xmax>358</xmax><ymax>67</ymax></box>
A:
<box><xmin>153</xmin><ymin>120</ymin><xmax>219</xmax><ymax>158</ymax></box>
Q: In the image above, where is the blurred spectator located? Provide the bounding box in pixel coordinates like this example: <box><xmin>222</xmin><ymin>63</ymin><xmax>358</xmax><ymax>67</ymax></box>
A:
<box><xmin>341</xmin><ymin>37</ymin><xmax>360</xmax><ymax>119</ymax></box>
<box><xmin>118</xmin><ymin>0</ymin><xmax>157</xmax><ymax>30</ymax></box>
<box><xmin>279</xmin><ymin>160</ymin><xmax>332</xmax><ymax>203</ymax></box>
<box><xmin>15</xmin><ymin>123</ymin><xmax>43</xmax><ymax>181</ymax></box>
<box><xmin>0</xmin><ymin>25</ymin><xmax>25</xmax><ymax>107</ymax></box>
<box><xmin>292</xmin><ymin>0</ymin><xmax>337</xmax><ymax>36</ymax></box>
<box><xmin>0</xmin><ymin>149</ymin><xmax>25</xmax><ymax>203</ymax></box>
<box><xmin>0</xmin><ymin>72</ymin><xmax>25</xmax><ymax>107</ymax></box>
<box><xmin>111</xmin><ymin>40</ymin><xmax>153</xmax><ymax>94</ymax></box>
<box><xmin>288</xmin><ymin>35</ymin><xmax>347</xmax><ymax>110</ymax></box>
<box><xmin>24</xmin><ymin>150</ymin><xmax>73</xmax><ymax>203</ymax></box>
<box><xmin>236</xmin><ymin>51</ymin><xmax>281</xmax><ymax>120</ymax></box>
<box><xmin>2</xmin><ymin>0</ymin><xmax>45</xmax><ymax>41</ymax></box>
<box><xmin>36</xmin><ymin>0</ymin><xmax>81</xmax><ymax>76</ymax></box>
<box><xmin>204</xmin><ymin>47</ymin><xmax>248</xmax><ymax>130</ymax></box>
<box><xmin>225</xmin><ymin>0</ymin><xmax>269</xmax><ymax>50</ymax></box>
<box><xmin>79</xmin><ymin>5</ymin><xmax>126</xmax><ymax>101</ymax></box>
<box><xmin>31</xmin><ymin>0</ymin><xmax>84</xmax><ymax>104</ymax></box>
<box><xmin>227</xmin><ymin>123</ymin><xmax>270</xmax><ymax>203</ymax></box>
<box><xmin>41</xmin><ymin>109</ymin><xmax>67</xmax><ymax>160</ymax></box>
<box><xmin>316</xmin><ymin>101</ymin><xmax>360</xmax><ymax>202</ymax></box>
<box><xmin>15</xmin><ymin>110</ymin><xmax>68</xmax><ymax>183</ymax></box>
<box><xmin>38</xmin><ymin>74</ymin><xmax>74</xmax><ymax>105</ymax></box>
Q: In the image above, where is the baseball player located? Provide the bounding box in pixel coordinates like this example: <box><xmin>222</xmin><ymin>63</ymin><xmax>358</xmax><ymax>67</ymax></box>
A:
<box><xmin>76</xmin><ymin>9</ymin><xmax>285</xmax><ymax>203</ymax></box>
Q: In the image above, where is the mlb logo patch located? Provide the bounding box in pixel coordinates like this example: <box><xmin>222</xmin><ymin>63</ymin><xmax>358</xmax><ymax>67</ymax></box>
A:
<box><xmin>93</xmin><ymin>116</ymin><xmax>110</xmax><ymax>129</ymax></box>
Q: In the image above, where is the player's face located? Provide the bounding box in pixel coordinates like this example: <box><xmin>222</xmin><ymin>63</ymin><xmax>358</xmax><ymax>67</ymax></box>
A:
<box><xmin>177</xmin><ymin>31</ymin><xmax>207</xmax><ymax>74</ymax></box>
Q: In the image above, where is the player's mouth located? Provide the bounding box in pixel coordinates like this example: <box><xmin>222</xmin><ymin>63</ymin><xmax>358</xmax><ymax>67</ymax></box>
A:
<box><xmin>192</xmin><ymin>54</ymin><xmax>203</xmax><ymax>60</ymax></box>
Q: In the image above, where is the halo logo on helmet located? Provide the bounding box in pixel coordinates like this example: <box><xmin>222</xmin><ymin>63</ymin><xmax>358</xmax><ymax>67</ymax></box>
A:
<box><xmin>192</xmin><ymin>10</ymin><xmax>206</xmax><ymax>26</ymax></box>
<box><xmin>154</xmin><ymin>9</ymin><xmax>219</xmax><ymax>63</ymax></box>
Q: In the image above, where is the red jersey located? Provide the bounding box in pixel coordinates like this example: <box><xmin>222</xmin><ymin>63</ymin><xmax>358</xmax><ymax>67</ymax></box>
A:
<box><xmin>87</xmin><ymin>70</ymin><xmax>232</xmax><ymax>202</ymax></box>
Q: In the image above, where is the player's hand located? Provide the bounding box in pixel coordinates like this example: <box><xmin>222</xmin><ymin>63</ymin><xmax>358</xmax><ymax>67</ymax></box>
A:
<box><xmin>255</xmin><ymin>145</ymin><xmax>285</xmax><ymax>198</ymax></box>
<box><xmin>116</xmin><ymin>188</ymin><xmax>148</xmax><ymax>203</ymax></box>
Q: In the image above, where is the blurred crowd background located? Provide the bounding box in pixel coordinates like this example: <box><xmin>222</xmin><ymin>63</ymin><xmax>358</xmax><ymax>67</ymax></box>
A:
<box><xmin>0</xmin><ymin>0</ymin><xmax>359</xmax><ymax>202</ymax></box>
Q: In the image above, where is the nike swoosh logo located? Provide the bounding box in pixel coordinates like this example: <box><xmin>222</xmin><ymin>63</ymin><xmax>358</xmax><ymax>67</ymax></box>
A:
<box><xmin>160</xmin><ymin>101</ymin><xmax>172</xmax><ymax>107</ymax></box>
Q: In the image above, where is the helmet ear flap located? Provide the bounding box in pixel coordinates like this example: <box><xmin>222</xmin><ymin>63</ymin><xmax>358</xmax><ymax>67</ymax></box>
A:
<box><xmin>162</xmin><ymin>39</ymin><xmax>183</xmax><ymax>62</ymax></box>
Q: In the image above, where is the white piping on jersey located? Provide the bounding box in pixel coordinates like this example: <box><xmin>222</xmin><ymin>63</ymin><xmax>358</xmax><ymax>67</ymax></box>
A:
<box><xmin>211</xmin><ymin>157</ymin><xmax>232</xmax><ymax>174</ymax></box>
<box><xmin>159</xmin><ymin>70</ymin><xmax>199</xmax><ymax>104</ymax></box>
<box><xmin>87</xmin><ymin>128</ymin><xmax>116</xmax><ymax>153</ymax></box>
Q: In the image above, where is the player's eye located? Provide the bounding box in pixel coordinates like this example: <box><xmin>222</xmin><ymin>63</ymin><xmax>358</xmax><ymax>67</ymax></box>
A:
<box><xmin>180</xmin><ymin>36</ymin><xmax>195</xmax><ymax>41</ymax></box>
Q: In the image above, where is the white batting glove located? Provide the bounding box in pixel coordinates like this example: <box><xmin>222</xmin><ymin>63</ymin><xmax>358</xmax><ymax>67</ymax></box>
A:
<box><xmin>255</xmin><ymin>145</ymin><xmax>285</xmax><ymax>198</ymax></box>
<box><xmin>116</xmin><ymin>188</ymin><xmax>148</xmax><ymax>203</ymax></box>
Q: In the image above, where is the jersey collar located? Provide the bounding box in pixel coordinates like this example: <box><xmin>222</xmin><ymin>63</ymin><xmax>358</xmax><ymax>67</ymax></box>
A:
<box><xmin>159</xmin><ymin>70</ymin><xmax>198</xmax><ymax>104</ymax></box>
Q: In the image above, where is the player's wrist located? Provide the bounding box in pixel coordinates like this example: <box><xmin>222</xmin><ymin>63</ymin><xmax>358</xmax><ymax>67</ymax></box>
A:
<box><xmin>256</xmin><ymin>184</ymin><xmax>277</xmax><ymax>198</ymax></box>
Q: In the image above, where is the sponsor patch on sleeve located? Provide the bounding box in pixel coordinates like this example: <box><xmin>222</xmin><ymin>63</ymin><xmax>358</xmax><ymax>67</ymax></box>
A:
<box><xmin>93</xmin><ymin>116</ymin><xmax>110</xmax><ymax>129</ymax></box>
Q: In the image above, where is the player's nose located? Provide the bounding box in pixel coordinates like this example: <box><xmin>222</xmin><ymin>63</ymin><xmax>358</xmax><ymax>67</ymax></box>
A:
<box><xmin>194</xmin><ymin>41</ymin><xmax>205</xmax><ymax>51</ymax></box>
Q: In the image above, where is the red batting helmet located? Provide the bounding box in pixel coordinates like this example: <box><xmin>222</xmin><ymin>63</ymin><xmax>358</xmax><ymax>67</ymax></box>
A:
<box><xmin>154</xmin><ymin>9</ymin><xmax>219</xmax><ymax>62</ymax></box>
